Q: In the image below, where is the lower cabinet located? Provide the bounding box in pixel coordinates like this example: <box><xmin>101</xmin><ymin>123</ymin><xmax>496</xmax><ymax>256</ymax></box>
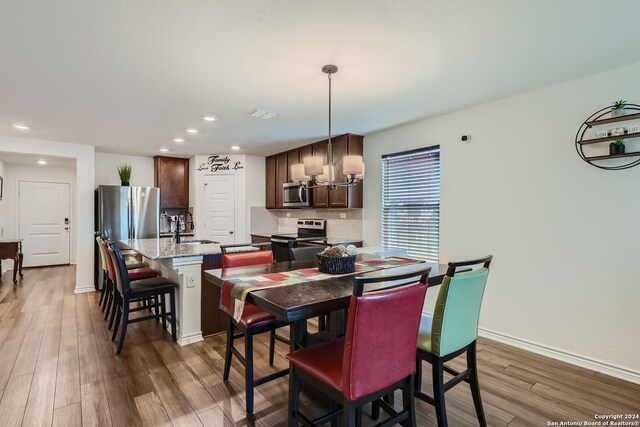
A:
<box><xmin>201</xmin><ymin>254</ymin><xmax>227</xmax><ymax>336</ymax></box>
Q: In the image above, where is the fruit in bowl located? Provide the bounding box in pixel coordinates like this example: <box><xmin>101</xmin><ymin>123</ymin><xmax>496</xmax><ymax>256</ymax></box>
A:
<box><xmin>320</xmin><ymin>244</ymin><xmax>357</xmax><ymax>257</ymax></box>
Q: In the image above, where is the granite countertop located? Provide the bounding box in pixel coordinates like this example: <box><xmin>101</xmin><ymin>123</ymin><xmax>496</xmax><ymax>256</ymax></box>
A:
<box><xmin>123</xmin><ymin>238</ymin><xmax>256</xmax><ymax>260</ymax></box>
<box><xmin>159</xmin><ymin>232</ymin><xmax>194</xmax><ymax>237</ymax></box>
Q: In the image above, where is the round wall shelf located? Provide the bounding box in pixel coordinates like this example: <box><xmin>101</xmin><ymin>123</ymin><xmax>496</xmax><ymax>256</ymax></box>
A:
<box><xmin>575</xmin><ymin>103</ymin><xmax>640</xmax><ymax>170</ymax></box>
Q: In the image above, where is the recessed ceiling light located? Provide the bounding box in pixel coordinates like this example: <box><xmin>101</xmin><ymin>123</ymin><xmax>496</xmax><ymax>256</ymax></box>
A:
<box><xmin>12</xmin><ymin>123</ymin><xmax>29</xmax><ymax>130</ymax></box>
<box><xmin>201</xmin><ymin>115</ymin><xmax>217</xmax><ymax>122</ymax></box>
<box><xmin>37</xmin><ymin>159</ymin><xmax>47</xmax><ymax>165</ymax></box>
<box><xmin>185</xmin><ymin>128</ymin><xmax>199</xmax><ymax>133</ymax></box>
<box><xmin>231</xmin><ymin>145</ymin><xmax>240</xmax><ymax>150</ymax></box>
<box><xmin>159</xmin><ymin>147</ymin><xmax>170</xmax><ymax>152</ymax></box>
<box><xmin>173</xmin><ymin>138</ymin><xmax>185</xmax><ymax>143</ymax></box>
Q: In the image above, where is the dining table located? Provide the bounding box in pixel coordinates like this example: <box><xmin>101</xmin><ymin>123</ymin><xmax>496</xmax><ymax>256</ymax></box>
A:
<box><xmin>203</xmin><ymin>253</ymin><xmax>453</xmax><ymax>425</ymax></box>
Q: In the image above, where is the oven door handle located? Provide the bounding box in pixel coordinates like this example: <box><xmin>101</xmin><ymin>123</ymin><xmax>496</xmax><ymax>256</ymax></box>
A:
<box><xmin>270</xmin><ymin>238</ymin><xmax>292</xmax><ymax>244</ymax></box>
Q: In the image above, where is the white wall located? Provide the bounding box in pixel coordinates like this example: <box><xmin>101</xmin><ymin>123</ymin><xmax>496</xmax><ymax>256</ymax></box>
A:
<box><xmin>95</xmin><ymin>152</ymin><xmax>154</xmax><ymax>187</ymax></box>
<box><xmin>191</xmin><ymin>154</ymin><xmax>264</xmax><ymax>243</ymax></box>
<box><xmin>363</xmin><ymin>61</ymin><xmax>640</xmax><ymax>382</ymax></box>
<box><xmin>0</xmin><ymin>136</ymin><xmax>95</xmax><ymax>293</ymax></box>
<box><xmin>0</xmin><ymin>158</ymin><xmax>6</xmax><ymax>239</ymax></box>
<box><xmin>0</xmin><ymin>164</ymin><xmax>77</xmax><ymax>269</ymax></box>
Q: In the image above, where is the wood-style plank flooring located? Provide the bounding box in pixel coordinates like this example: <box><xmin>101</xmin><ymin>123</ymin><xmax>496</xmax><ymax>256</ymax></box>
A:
<box><xmin>0</xmin><ymin>265</ymin><xmax>638</xmax><ymax>426</ymax></box>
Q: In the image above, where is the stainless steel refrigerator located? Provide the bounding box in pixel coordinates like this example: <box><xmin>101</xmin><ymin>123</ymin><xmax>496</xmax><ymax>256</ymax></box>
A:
<box><xmin>96</xmin><ymin>185</ymin><xmax>159</xmax><ymax>241</ymax></box>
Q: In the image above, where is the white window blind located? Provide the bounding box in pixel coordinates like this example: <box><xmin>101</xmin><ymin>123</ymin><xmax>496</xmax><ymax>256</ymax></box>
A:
<box><xmin>381</xmin><ymin>146</ymin><xmax>440</xmax><ymax>262</ymax></box>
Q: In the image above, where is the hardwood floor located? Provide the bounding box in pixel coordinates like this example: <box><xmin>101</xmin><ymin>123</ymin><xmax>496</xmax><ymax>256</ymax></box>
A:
<box><xmin>0</xmin><ymin>265</ymin><xmax>638</xmax><ymax>426</ymax></box>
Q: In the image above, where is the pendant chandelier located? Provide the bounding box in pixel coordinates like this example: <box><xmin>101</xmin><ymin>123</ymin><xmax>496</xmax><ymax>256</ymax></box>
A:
<box><xmin>290</xmin><ymin>65</ymin><xmax>365</xmax><ymax>189</ymax></box>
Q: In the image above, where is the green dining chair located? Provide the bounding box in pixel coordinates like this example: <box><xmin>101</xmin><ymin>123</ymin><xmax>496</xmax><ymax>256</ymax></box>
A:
<box><xmin>415</xmin><ymin>255</ymin><xmax>493</xmax><ymax>427</ymax></box>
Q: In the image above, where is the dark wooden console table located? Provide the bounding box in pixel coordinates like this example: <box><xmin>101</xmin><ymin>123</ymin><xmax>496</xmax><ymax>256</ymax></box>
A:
<box><xmin>0</xmin><ymin>239</ymin><xmax>24</xmax><ymax>284</ymax></box>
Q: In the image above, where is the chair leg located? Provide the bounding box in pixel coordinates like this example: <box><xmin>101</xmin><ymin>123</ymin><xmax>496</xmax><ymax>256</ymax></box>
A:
<box><xmin>415</xmin><ymin>356</ymin><xmax>422</xmax><ymax>392</ymax></box>
<box><xmin>104</xmin><ymin>284</ymin><xmax>113</xmax><ymax>320</ymax></box>
<box><xmin>102</xmin><ymin>280</ymin><xmax>112</xmax><ymax>314</ymax></box>
<box><xmin>108</xmin><ymin>292</ymin><xmax>119</xmax><ymax>330</ymax></box>
<box><xmin>111</xmin><ymin>307</ymin><xmax>122</xmax><ymax>341</ymax></box>
<box><xmin>342</xmin><ymin>400</ymin><xmax>357</xmax><ymax>426</ymax></box>
<box><xmin>169</xmin><ymin>289</ymin><xmax>177</xmax><ymax>341</ymax></box>
<box><xmin>401</xmin><ymin>376</ymin><xmax>417</xmax><ymax>427</ymax></box>
<box><xmin>245</xmin><ymin>331</ymin><xmax>255</xmax><ymax>415</ymax></box>
<box><xmin>467</xmin><ymin>341</ymin><xmax>487</xmax><ymax>427</ymax></box>
<box><xmin>160</xmin><ymin>294</ymin><xmax>167</xmax><ymax>330</ymax></box>
<box><xmin>432</xmin><ymin>357</ymin><xmax>448</xmax><ymax>427</ymax></box>
<box><xmin>98</xmin><ymin>274</ymin><xmax>106</xmax><ymax>307</ymax></box>
<box><xmin>318</xmin><ymin>315</ymin><xmax>326</xmax><ymax>331</ymax></box>
<box><xmin>268</xmin><ymin>329</ymin><xmax>276</xmax><ymax>366</ymax></box>
<box><xmin>116</xmin><ymin>303</ymin><xmax>130</xmax><ymax>355</ymax></box>
<box><xmin>289</xmin><ymin>366</ymin><xmax>301</xmax><ymax>426</ymax></box>
<box><xmin>223</xmin><ymin>317</ymin><xmax>233</xmax><ymax>382</ymax></box>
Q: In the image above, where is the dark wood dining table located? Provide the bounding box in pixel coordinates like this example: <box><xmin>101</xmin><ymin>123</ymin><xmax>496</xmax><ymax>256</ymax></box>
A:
<box><xmin>204</xmin><ymin>253</ymin><xmax>452</xmax><ymax>424</ymax></box>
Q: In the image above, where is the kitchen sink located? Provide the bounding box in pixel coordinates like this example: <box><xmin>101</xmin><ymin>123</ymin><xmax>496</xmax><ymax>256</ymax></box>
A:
<box><xmin>181</xmin><ymin>239</ymin><xmax>217</xmax><ymax>245</ymax></box>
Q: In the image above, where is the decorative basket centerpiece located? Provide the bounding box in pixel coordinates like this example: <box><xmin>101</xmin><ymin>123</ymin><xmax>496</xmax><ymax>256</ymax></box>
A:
<box><xmin>317</xmin><ymin>244</ymin><xmax>358</xmax><ymax>274</ymax></box>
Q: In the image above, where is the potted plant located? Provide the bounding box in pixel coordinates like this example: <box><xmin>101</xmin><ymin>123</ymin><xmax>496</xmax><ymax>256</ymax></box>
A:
<box><xmin>611</xmin><ymin>99</ymin><xmax>627</xmax><ymax>118</ymax></box>
<box><xmin>609</xmin><ymin>139</ymin><xmax>625</xmax><ymax>155</ymax></box>
<box><xmin>117</xmin><ymin>163</ymin><xmax>132</xmax><ymax>186</ymax></box>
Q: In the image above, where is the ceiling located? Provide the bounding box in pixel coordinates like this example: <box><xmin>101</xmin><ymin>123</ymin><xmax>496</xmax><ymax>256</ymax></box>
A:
<box><xmin>1</xmin><ymin>1</ymin><xmax>639</xmax><ymax>157</ymax></box>
<box><xmin>0</xmin><ymin>151</ymin><xmax>76</xmax><ymax>168</ymax></box>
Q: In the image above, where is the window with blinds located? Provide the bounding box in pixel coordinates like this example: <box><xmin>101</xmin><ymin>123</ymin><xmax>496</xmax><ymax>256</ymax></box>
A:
<box><xmin>381</xmin><ymin>146</ymin><xmax>440</xmax><ymax>262</ymax></box>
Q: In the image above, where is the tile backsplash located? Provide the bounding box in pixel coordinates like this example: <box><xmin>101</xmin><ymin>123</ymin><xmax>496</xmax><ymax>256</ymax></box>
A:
<box><xmin>251</xmin><ymin>207</ymin><xmax>363</xmax><ymax>241</ymax></box>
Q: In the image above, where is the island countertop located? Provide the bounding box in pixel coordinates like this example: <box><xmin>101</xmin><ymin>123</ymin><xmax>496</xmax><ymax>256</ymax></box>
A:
<box><xmin>123</xmin><ymin>238</ymin><xmax>256</xmax><ymax>260</ymax></box>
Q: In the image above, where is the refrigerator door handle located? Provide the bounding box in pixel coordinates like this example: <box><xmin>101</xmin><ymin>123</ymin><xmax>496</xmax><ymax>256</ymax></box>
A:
<box><xmin>129</xmin><ymin>188</ymin><xmax>135</xmax><ymax>239</ymax></box>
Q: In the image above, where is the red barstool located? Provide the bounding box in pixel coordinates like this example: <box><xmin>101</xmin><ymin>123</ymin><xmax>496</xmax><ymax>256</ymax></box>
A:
<box><xmin>220</xmin><ymin>242</ymin><xmax>290</xmax><ymax>415</ymax></box>
<box><xmin>287</xmin><ymin>265</ymin><xmax>431</xmax><ymax>426</ymax></box>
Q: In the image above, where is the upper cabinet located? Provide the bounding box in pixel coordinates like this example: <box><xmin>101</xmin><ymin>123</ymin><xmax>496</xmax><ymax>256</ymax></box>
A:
<box><xmin>265</xmin><ymin>133</ymin><xmax>364</xmax><ymax>209</ymax></box>
<box><xmin>154</xmin><ymin>156</ymin><xmax>189</xmax><ymax>209</ymax></box>
<box><xmin>265</xmin><ymin>155</ymin><xmax>276</xmax><ymax>209</ymax></box>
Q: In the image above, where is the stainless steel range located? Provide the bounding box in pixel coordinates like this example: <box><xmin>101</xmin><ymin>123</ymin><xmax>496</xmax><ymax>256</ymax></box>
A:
<box><xmin>271</xmin><ymin>218</ymin><xmax>327</xmax><ymax>262</ymax></box>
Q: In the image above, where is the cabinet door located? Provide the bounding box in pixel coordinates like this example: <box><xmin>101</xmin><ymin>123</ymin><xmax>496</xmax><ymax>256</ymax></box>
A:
<box><xmin>265</xmin><ymin>155</ymin><xmax>276</xmax><ymax>209</ymax></box>
<box><xmin>287</xmin><ymin>149</ymin><xmax>300</xmax><ymax>182</ymax></box>
<box><xmin>347</xmin><ymin>134</ymin><xmax>364</xmax><ymax>208</ymax></box>
<box><xmin>299</xmin><ymin>145</ymin><xmax>313</xmax><ymax>167</ymax></box>
<box><xmin>155</xmin><ymin>156</ymin><xmax>189</xmax><ymax>209</ymax></box>
<box><xmin>275</xmin><ymin>153</ymin><xmax>288</xmax><ymax>208</ymax></box>
<box><xmin>311</xmin><ymin>140</ymin><xmax>328</xmax><ymax>208</ymax></box>
<box><xmin>328</xmin><ymin>135</ymin><xmax>348</xmax><ymax>208</ymax></box>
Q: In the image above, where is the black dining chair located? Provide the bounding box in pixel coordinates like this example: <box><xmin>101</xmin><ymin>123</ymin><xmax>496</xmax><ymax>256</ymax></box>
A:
<box><xmin>106</xmin><ymin>242</ymin><xmax>178</xmax><ymax>355</ymax></box>
<box><xmin>288</xmin><ymin>238</ymin><xmax>331</xmax><ymax>331</ymax></box>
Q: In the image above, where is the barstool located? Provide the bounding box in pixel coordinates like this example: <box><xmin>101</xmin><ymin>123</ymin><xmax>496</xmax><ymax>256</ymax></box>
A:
<box><xmin>107</xmin><ymin>242</ymin><xmax>177</xmax><ymax>355</ymax></box>
<box><xmin>220</xmin><ymin>242</ymin><xmax>290</xmax><ymax>415</ymax></box>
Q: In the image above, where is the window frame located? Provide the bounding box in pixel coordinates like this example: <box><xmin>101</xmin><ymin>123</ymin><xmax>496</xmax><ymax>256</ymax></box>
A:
<box><xmin>380</xmin><ymin>144</ymin><xmax>440</xmax><ymax>262</ymax></box>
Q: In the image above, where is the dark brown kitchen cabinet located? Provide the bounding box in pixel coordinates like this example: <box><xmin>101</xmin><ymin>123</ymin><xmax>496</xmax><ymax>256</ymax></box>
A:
<box><xmin>154</xmin><ymin>156</ymin><xmax>189</xmax><ymax>209</ymax></box>
<box><xmin>265</xmin><ymin>155</ymin><xmax>276</xmax><ymax>209</ymax></box>
<box><xmin>311</xmin><ymin>140</ymin><xmax>329</xmax><ymax>208</ymax></box>
<box><xmin>264</xmin><ymin>133</ymin><xmax>364</xmax><ymax>209</ymax></box>
<box><xmin>275</xmin><ymin>152</ymin><xmax>288</xmax><ymax>208</ymax></box>
<box><xmin>287</xmin><ymin>150</ymin><xmax>299</xmax><ymax>182</ymax></box>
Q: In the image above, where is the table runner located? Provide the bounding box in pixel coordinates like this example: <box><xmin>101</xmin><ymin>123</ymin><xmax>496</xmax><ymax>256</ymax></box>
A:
<box><xmin>220</xmin><ymin>257</ymin><xmax>422</xmax><ymax>322</ymax></box>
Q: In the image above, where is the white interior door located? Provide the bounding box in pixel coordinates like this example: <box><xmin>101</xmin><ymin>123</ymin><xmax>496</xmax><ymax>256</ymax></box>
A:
<box><xmin>18</xmin><ymin>181</ymin><xmax>71</xmax><ymax>267</ymax></box>
<box><xmin>203</xmin><ymin>175</ymin><xmax>236</xmax><ymax>245</ymax></box>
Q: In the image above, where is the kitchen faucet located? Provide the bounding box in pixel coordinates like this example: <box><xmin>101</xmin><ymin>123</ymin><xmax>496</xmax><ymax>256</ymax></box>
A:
<box><xmin>174</xmin><ymin>210</ymin><xmax>194</xmax><ymax>243</ymax></box>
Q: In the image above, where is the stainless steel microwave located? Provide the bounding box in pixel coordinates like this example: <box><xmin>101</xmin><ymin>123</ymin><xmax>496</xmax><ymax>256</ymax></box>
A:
<box><xmin>283</xmin><ymin>182</ymin><xmax>312</xmax><ymax>207</ymax></box>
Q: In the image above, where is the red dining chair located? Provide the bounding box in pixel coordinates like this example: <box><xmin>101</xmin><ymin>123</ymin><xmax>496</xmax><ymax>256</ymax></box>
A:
<box><xmin>287</xmin><ymin>265</ymin><xmax>431</xmax><ymax>426</ymax></box>
<box><xmin>220</xmin><ymin>242</ymin><xmax>290</xmax><ymax>415</ymax></box>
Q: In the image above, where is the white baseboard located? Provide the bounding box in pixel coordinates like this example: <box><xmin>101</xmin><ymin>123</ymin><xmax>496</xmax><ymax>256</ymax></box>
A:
<box><xmin>178</xmin><ymin>332</ymin><xmax>203</xmax><ymax>346</ymax></box>
<box><xmin>74</xmin><ymin>285</ymin><xmax>96</xmax><ymax>294</ymax></box>
<box><xmin>479</xmin><ymin>327</ymin><xmax>640</xmax><ymax>385</ymax></box>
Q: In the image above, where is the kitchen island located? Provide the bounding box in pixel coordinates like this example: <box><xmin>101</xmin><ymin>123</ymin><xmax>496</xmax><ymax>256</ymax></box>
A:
<box><xmin>123</xmin><ymin>238</ymin><xmax>255</xmax><ymax>345</ymax></box>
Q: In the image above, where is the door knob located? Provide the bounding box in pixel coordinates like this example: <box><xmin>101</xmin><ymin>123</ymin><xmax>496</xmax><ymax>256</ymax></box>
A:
<box><xmin>229</xmin><ymin>231</ymin><xmax>234</xmax><ymax>235</ymax></box>
<box><xmin>65</xmin><ymin>227</ymin><xmax>69</xmax><ymax>230</ymax></box>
